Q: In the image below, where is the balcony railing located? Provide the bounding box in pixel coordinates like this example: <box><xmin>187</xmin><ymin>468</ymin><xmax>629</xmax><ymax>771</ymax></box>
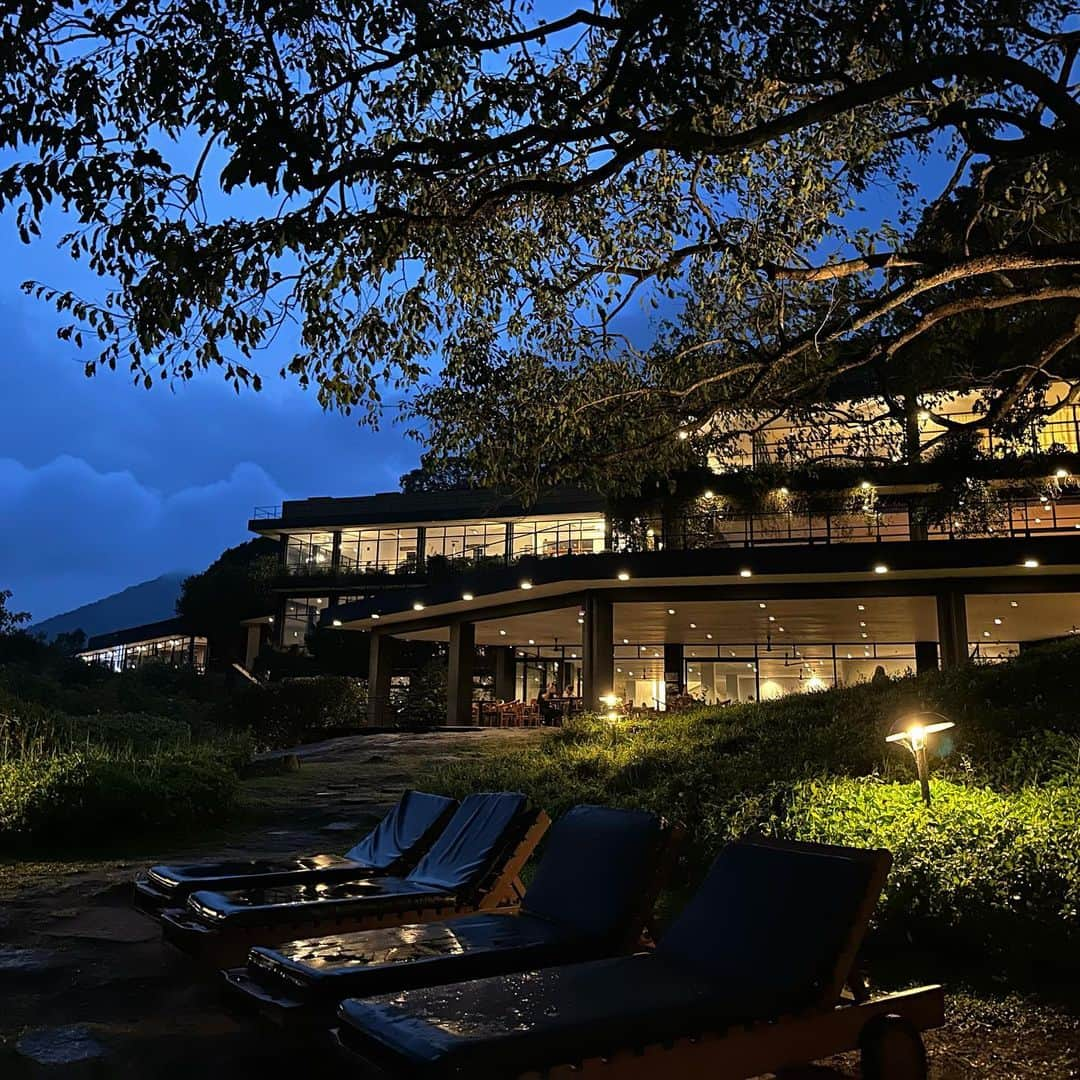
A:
<box><xmin>253</xmin><ymin>504</ymin><xmax>282</xmax><ymax>520</ymax></box>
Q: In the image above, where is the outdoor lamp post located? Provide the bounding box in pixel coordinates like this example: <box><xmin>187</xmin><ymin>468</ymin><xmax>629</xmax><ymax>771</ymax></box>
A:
<box><xmin>886</xmin><ymin>712</ymin><xmax>955</xmax><ymax>806</ymax></box>
<box><xmin>599</xmin><ymin>693</ymin><xmax>622</xmax><ymax>745</ymax></box>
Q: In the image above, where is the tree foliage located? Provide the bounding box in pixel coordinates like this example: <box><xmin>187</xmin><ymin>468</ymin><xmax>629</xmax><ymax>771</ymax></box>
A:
<box><xmin>0</xmin><ymin>590</ymin><xmax>30</xmax><ymax>637</ymax></box>
<box><xmin>2</xmin><ymin>1</ymin><xmax>1079</xmax><ymax>493</ymax></box>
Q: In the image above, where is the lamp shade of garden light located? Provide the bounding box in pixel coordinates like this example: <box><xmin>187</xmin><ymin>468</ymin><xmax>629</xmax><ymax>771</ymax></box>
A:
<box><xmin>886</xmin><ymin>713</ymin><xmax>955</xmax><ymax>806</ymax></box>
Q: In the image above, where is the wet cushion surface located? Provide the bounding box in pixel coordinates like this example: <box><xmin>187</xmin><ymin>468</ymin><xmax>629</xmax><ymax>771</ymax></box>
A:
<box><xmin>187</xmin><ymin>877</ymin><xmax>456</xmax><ymax>928</ymax></box>
<box><xmin>247</xmin><ymin>913</ymin><xmax>580</xmax><ymax>999</ymax></box>
<box><xmin>145</xmin><ymin>790</ymin><xmax>457</xmax><ymax>900</ymax></box>
<box><xmin>336</xmin><ymin>953</ymin><xmax>744</xmax><ymax>1077</ymax></box>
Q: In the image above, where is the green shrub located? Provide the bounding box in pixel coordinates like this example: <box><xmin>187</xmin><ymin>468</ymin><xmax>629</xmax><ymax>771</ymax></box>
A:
<box><xmin>771</xmin><ymin>777</ymin><xmax>1080</xmax><ymax>965</ymax></box>
<box><xmin>227</xmin><ymin>675</ymin><xmax>367</xmax><ymax>749</ymax></box>
<box><xmin>0</xmin><ymin>746</ymin><xmax>238</xmax><ymax>849</ymax></box>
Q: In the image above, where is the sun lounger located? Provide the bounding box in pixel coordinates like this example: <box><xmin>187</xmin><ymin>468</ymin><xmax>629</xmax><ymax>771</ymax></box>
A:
<box><xmin>133</xmin><ymin>790</ymin><xmax>457</xmax><ymax>914</ymax></box>
<box><xmin>159</xmin><ymin>792</ymin><xmax>549</xmax><ymax>966</ymax></box>
<box><xmin>222</xmin><ymin>805</ymin><xmax>679</xmax><ymax>1026</ymax></box>
<box><xmin>331</xmin><ymin>836</ymin><xmax>945</xmax><ymax>1080</ymax></box>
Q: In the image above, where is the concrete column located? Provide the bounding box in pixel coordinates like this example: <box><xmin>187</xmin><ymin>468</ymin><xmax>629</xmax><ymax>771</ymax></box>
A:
<box><xmin>492</xmin><ymin>645</ymin><xmax>516</xmax><ymax>702</ymax></box>
<box><xmin>936</xmin><ymin>592</ymin><xmax>969</xmax><ymax>669</ymax></box>
<box><xmin>447</xmin><ymin>621</ymin><xmax>475</xmax><ymax>726</ymax></box>
<box><xmin>367</xmin><ymin>632</ymin><xmax>396</xmax><ymax>726</ymax></box>
<box><xmin>664</xmin><ymin>643</ymin><xmax>685</xmax><ymax>696</ymax></box>
<box><xmin>582</xmin><ymin>594</ymin><xmax>614</xmax><ymax>711</ymax></box>
<box><xmin>244</xmin><ymin>624</ymin><xmax>262</xmax><ymax>669</ymax></box>
<box><xmin>914</xmin><ymin>640</ymin><xmax>939</xmax><ymax>675</ymax></box>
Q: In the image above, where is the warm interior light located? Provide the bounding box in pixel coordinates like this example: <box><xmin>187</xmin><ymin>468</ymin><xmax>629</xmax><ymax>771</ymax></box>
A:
<box><xmin>1023</xmin><ymin>559</ymin><xmax>1039</xmax><ymax>568</ymax></box>
<box><xmin>667</xmin><ymin>608</ymin><xmax>676</xmax><ymax>615</ymax></box>
<box><xmin>857</xmin><ymin>604</ymin><xmax>865</xmax><ymax>611</ymax></box>
<box><xmin>499</xmin><ymin>629</ymin><xmax>507</xmax><ymax>636</ymax></box>
<box><xmin>706</xmin><ymin>632</ymin><xmax>713</xmax><ymax>639</ymax></box>
<box><xmin>412</xmin><ymin>602</ymin><xmax>425</xmax><ymax>611</ymax></box>
<box><xmin>371</xmin><ymin>612</ymin><xmax>380</xmax><ymax>619</ymax></box>
<box><xmin>332</xmin><ymin>619</ymin><xmax>342</xmax><ymax>627</ymax></box>
<box><xmin>520</xmin><ymin>580</ymin><xmax>533</xmax><ymax>590</ymax></box>
<box><xmin>739</xmin><ymin>568</ymin><xmax>753</xmax><ymax>578</ymax></box>
<box><xmin>462</xmin><ymin>592</ymin><xmax>474</xmax><ymax>601</ymax></box>
<box><xmin>1055</xmin><ymin>468</ymin><xmax>1069</xmax><ymax>478</ymax></box>
<box><xmin>617</xmin><ymin>571</ymin><xmax>630</xmax><ymax>581</ymax></box>
<box><xmin>874</xmin><ymin>564</ymin><xmax>888</xmax><ymax>574</ymax></box>
<box><xmin>994</xmin><ymin>618</ymin><xmax>1002</xmax><ymax>625</ymax></box>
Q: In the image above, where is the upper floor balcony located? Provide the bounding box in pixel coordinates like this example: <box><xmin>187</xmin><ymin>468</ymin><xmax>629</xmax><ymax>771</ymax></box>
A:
<box><xmin>272</xmin><ymin>492</ymin><xmax>1080</xmax><ymax>589</ymax></box>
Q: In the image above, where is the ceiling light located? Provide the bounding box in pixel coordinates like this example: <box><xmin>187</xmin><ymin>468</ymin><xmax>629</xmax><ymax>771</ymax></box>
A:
<box><xmin>706</xmin><ymin>633</ymin><xmax>713</xmax><ymax>639</ymax></box>
<box><xmin>768</xmin><ymin>615</ymin><xmax>775</xmax><ymax>622</ymax></box>
<box><xmin>777</xmin><ymin>626</ymin><xmax>785</xmax><ymax>632</ymax></box>
<box><xmin>412</xmin><ymin>602</ymin><xmax>425</xmax><ymax>611</ymax></box>
<box><xmin>617</xmin><ymin>571</ymin><xmax>631</xmax><ymax>581</ymax></box>
<box><xmin>759</xmin><ymin>602</ymin><xmax>767</xmax><ymax>609</ymax></box>
<box><xmin>983</xmin><ymin>630</ymin><xmax>991</xmax><ymax>637</ymax></box>
<box><xmin>873</xmin><ymin>564</ymin><xmax>888</xmax><ymax>574</ymax></box>
<box><xmin>861</xmin><ymin>632</ymin><xmax>868</xmax><ymax>639</ymax></box>
<box><xmin>739</xmin><ymin>569</ymin><xmax>752</xmax><ymax>578</ymax></box>
<box><xmin>528</xmin><ymin>639</ymin><xmax>535</xmax><ymax>645</ymax></box>
<box><xmin>462</xmin><ymin>592</ymin><xmax>474</xmax><ymax>601</ymax></box>
<box><xmin>371</xmin><ymin>613</ymin><xmax>380</xmax><ymax>620</ymax></box>
<box><xmin>994</xmin><ymin>618</ymin><xmax>1002</xmax><ymax>625</ymax></box>
<box><xmin>332</xmin><ymin>619</ymin><xmax>342</xmax><ymax>627</ymax></box>
<box><xmin>520</xmin><ymin>580</ymin><xmax>533</xmax><ymax>590</ymax></box>
<box><xmin>667</xmin><ymin>609</ymin><xmax>676</xmax><ymax>615</ymax></box>
<box><xmin>499</xmin><ymin>629</ymin><xmax>507</xmax><ymax>636</ymax></box>
<box><xmin>859</xmin><ymin>621</ymin><xmax>866</xmax><ymax>628</ymax></box>
<box><xmin>1023</xmin><ymin>559</ymin><xmax>1039</xmax><ymax>568</ymax></box>
<box><xmin>689</xmin><ymin>622</ymin><xmax>697</xmax><ymax>629</ymax></box>
<box><xmin>1010</xmin><ymin>601</ymin><xmax>1019</xmax><ymax>608</ymax></box>
<box><xmin>616</xmin><ymin>667</ymin><xmax>622</xmax><ymax>673</ymax></box>
<box><xmin>1055</xmin><ymin>468</ymin><xmax>1069</xmax><ymax>478</ymax></box>
<box><xmin>857</xmin><ymin>604</ymin><xmax>865</xmax><ymax>611</ymax></box>
<box><xmin>623</xmin><ymin>638</ymin><xmax>629</xmax><ymax>644</ymax></box>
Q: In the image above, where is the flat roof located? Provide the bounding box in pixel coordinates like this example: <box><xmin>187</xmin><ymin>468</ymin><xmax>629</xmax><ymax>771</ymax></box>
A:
<box><xmin>83</xmin><ymin>616</ymin><xmax>198</xmax><ymax>651</ymax></box>
<box><xmin>250</xmin><ymin>487</ymin><xmax>606</xmax><ymax>532</ymax></box>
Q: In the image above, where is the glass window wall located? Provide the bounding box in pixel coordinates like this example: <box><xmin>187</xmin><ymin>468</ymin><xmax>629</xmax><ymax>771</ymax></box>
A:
<box><xmin>282</xmin><ymin>597</ymin><xmax>329</xmax><ymax>648</ymax></box>
<box><xmin>339</xmin><ymin>528</ymin><xmax>419</xmax><ymax>575</ymax></box>
<box><xmin>511</xmin><ymin>518</ymin><xmax>606</xmax><ymax>559</ymax></box>
<box><xmin>284</xmin><ymin>531</ymin><xmax>334</xmax><ymax>574</ymax></box>
<box><xmin>425</xmin><ymin>523</ymin><xmax>507</xmax><ymax>565</ymax></box>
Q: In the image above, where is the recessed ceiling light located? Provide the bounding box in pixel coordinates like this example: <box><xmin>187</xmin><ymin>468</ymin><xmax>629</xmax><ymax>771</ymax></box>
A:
<box><xmin>617</xmin><ymin>571</ymin><xmax>630</xmax><ymax>581</ymax></box>
<box><xmin>667</xmin><ymin>609</ymin><xmax>676</xmax><ymax>615</ymax></box>
<box><xmin>371</xmin><ymin>612</ymin><xmax>380</xmax><ymax>619</ymax></box>
<box><xmin>570</xmin><ymin>653</ymin><xmax>577</xmax><ymax>658</ymax></box>
<box><xmin>859</xmin><ymin>621</ymin><xmax>866</xmax><ymax>628</ymax></box>
<box><xmin>768</xmin><ymin>615</ymin><xmax>775</xmax><ymax>622</ymax></box>
<box><xmin>616</xmin><ymin>667</ymin><xmax>622</xmax><ymax>673</ymax></box>
<box><xmin>777</xmin><ymin>626</ymin><xmax>785</xmax><ymax>632</ymax></box>
<box><xmin>861</xmin><ymin>632</ymin><xmax>868</xmax><ymax>638</ymax></box>
<box><xmin>739</xmin><ymin>569</ymin><xmax>753</xmax><ymax>578</ymax></box>
<box><xmin>983</xmin><ymin>630</ymin><xmax>991</xmax><ymax>637</ymax></box>
<box><xmin>706</xmin><ymin>633</ymin><xmax>713</xmax><ymax>639</ymax></box>
<box><xmin>413</xmin><ymin>602</ymin><xmax>425</xmax><ymax>611</ymax></box>
<box><xmin>528</xmin><ymin>639</ymin><xmax>535</xmax><ymax>645</ymax></box>
<box><xmin>873</xmin><ymin>564</ymin><xmax>888</xmax><ymax>574</ymax></box>
<box><xmin>462</xmin><ymin>592</ymin><xmax>474</xmax><ymax>601</ymax></box>
<box><xmin>499</xmin><ymin>629</ymin><xmax>507</xmax><ymax>636</ymax></box>
<box><xmin>994</xmin><ymin>618</ymin><xmax>1003</xmax><ymax>625</ymax></box>
<box><xmin>1010</xmin><ymin>601</ymin><xmax>1019</xmax><ymax>608</ymax></box>
<box><xmin>857</xmin><ymin>604</ymin><xmax>866</xmax><ymax>611</ymax></box>
<box><xmin>623</xmin><ymin>638</ymin><xmax>629</xmax><ymax>644</ymax></box>
<box><xmin>577</xmin><ymin>617</ymin><xmax>584</xmax><ymax>624</ymax></box>
<box><xmin>1023</xmin><ymin>559</ymin><xmax>1039</xmax><ymax>568</ymax></box>
<box><xmin>520</xmin><ymin>580</ymin><xmax>533</xmax><ymax>590</ymax></box>
<box><xmin>689</xmin><ymin>622</ymin><xmax>697</xmax><ymax>629</ymax></box>
<box><xmin>332</xmin><ymin>619</ymin><xmax>342</xmax><ymax>627</ymax></box>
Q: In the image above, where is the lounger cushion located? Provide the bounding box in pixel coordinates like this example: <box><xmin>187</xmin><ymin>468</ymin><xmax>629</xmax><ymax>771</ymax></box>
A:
<box><xmin>187</xmin><ymin>877</ymin><xmax>457</xmax><ymax>928</ymax></box>
<box><xmin>406</xmin><ymin>792</ymin><xmax>527</xmax><ymax>891</ymax></box>
<box><xmin>520</xmin><ymin>805</ymin><xmax>661</xmax><ymax>939</ymax></box>
<box><xmin>247</xmin><ymin>912</ymin><xmax>579</xmax><ymax>1000</ymax></box>
<box><xmin>145</xmin><ymin>854</ymin><xmax>367</xmax><ymax>899</ymax></box>
<box><xmin>336</xmin><ymin>953</ymin><xmax>754</xmax><ymax>1078</ymax></box>
<box><xmin>344</xmin><ymin>790</ymin><xmax>457</xmax><ymax>868</ymax></box>
<box><xmin>658</xmin><ymin>840</ymin><xmax>878</xmax><ymax>1012</ymax></box>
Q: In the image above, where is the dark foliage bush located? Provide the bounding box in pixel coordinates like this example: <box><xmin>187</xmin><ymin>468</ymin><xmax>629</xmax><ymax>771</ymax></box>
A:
<box><xmin>227</xmin><ymin>675</ymin><xmax>367</xmax><ymax>749</ymax></box>
<box><xmin>0</xmin><ymin>746</ymin><xmax>237</xmax><ymax>849</ymax></box>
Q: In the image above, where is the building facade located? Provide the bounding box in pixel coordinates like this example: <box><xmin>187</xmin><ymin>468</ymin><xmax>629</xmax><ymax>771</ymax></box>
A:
<box><xmin>78</xmin><ymin>617</ymin><xmax>209</xmax><ymax>674</ymax></box>
<box><xmin>249</xmin><ymin>391</ymin><xmax>1080</xmax><ymax>724</ymax></box>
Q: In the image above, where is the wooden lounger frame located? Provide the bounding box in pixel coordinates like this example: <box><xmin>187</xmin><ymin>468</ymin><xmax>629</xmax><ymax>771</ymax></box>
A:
<box><xmin>522</xmin><ymin>985</ymin><xmax>945</xmax><ymax>1079</ymax></box>
<box><xmin>160</xmin><ymin>810</ymin><xmax>550</xmax><ymax>968</ymax></box>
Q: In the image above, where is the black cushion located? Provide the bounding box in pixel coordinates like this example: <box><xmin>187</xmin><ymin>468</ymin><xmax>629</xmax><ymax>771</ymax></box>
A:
<box><xmin>247</xmin><ymin>912</ymin><xmax>578</xmax><ymax>1000</ymax></box>
<box><xmin>187</xmin><ymin>877</ymin><xmax>455</xmax><ymax>929</ymax></box>
<box><xmin>406</xmin><ymin>792</ymin><xmax>527</xmax><ymax>892</ymax></box>
<box><xmin>345</xmin><ymin>790</ymin><xmax>457</xmax><ymax>869</ymax></box>
<box><xmin>658</xmin><ymin>840</ymin><xmax>876</xmax><ymax>1013</ymax></box>
<box><xmin>520</xmin><ymin>805</ymin><xmax>661</xmax><ymax>940</ymax></box>
<box><xmin>335</xmin><ymin>953</ymin><xmax>742</xmax><ymax>1078</ymax></box>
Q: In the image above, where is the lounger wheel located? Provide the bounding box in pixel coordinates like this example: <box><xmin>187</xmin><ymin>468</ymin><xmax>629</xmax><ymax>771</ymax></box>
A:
<box><xmin>859</xmin><ymin>1014</ymin><xmax>928</xmax><ymax>1080</ymax></box>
